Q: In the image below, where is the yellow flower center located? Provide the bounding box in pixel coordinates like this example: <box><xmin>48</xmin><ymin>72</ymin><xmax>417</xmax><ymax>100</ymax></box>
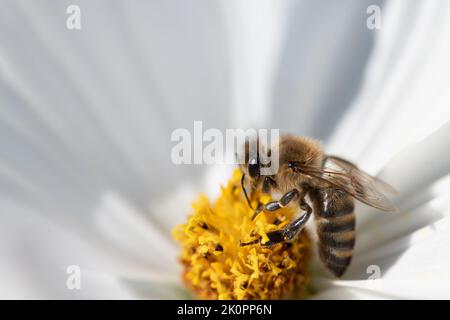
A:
<box><xmin>172</xmin><ymin>169</ymin><xmax>311</xmax><ymax>300</ymax></box>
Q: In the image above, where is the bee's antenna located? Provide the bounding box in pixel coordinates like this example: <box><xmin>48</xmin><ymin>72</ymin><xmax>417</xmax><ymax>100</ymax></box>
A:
<box><xmin>241</xmin><ymin>173</ymin><xmax>254</xmax><ymax>210</ymax></box>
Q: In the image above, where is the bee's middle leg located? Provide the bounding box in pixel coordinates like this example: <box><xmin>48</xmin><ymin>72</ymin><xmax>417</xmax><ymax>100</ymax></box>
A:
<box><xmin>241</xmin><ymin>189</ymin><xmax>300</xmax><ymax>247</ymax></box>
<box><xmin>251</xmin><ymin>189</ymin><xmax>300</xmax><ymax>220</ymax></box>
<box><xmin>264</xmin><ymin>197</ymin><xmax>312</xmax><ymax>246</ymax></box>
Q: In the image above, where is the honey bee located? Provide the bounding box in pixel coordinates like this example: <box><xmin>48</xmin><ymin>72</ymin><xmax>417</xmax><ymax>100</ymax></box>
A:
<box><xmin>240</xmin><ymin>134</ymin><xmax>397</xmax><ymax>277</ymax></box>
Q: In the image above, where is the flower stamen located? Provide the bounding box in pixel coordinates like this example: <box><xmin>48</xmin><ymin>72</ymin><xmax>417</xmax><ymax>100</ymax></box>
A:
<box><xmin>172</xmin><ymin>169</ymin><xmax>312</xmax><ymax>300</ymax></box>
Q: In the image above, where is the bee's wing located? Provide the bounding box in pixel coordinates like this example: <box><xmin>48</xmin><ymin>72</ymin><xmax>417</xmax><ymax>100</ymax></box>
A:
<box><xmin>299</xmin><ymin>156</ymin><xmax>398</xmax><ymax>213</ymax></box>
<box><xmin>325</xmin><ymin>156</ymin><xmax>399</xmax><ymax>195</ymax></box>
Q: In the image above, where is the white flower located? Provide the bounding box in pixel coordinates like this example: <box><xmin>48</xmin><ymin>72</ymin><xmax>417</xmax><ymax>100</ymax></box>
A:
<box><xmin>0</xmin><ymin>0</ymin><xmax>449</xmax><ymax>299</ymax></box>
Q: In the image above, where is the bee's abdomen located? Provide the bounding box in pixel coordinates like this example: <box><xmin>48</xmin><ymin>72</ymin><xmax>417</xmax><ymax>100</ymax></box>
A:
<box><xmin>311</xmin><ymin>189</ymin><xmax>355</xmax><ymax>278</ymax></box>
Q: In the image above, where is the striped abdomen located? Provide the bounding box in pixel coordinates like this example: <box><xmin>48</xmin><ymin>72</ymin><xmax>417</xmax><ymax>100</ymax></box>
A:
<box><xmin>310</xmin><ymin>188</ymin><xmax>355</xmax><ymax>277</ymax></box>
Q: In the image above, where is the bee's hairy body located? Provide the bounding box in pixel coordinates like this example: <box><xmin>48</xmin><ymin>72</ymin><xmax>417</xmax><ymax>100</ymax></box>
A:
<box><xmin>241</xmin><ymin>134</ymin><xmax>396</xmax><ymax>278</ymax></box>
<box><xmin>275</xmin><ymin>136</ymin><xmax>355</xmax><ymax>277</ymax></box>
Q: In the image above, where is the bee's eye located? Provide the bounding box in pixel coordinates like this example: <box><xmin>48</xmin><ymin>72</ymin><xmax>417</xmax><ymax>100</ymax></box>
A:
<box><xmin>248</xmin><ymin>158</ymin><xmax>260</xmax><ymax>177</ymax></box>
<box><xmin>288</xmin><ymin>161</ymin><xmax>298</xmax><ymax>169</ymax></box>
<box><xmin>288</xmin><ymin>161</ymin><xmax>306</xmax><ymax>170</ymax></box>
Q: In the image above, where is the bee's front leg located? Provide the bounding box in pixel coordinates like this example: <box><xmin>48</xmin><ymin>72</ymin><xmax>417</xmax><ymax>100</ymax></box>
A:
<box><xmin>251</xmin><ymin>189</ymin><xmax>299</xmax><ymax>220</ymax></box>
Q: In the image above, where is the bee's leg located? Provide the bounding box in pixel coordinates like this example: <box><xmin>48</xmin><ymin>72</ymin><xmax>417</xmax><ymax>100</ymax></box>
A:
<box><xmin>283</xmin><ymin>199</ymin><xmax>312</xmax><ymax>241</ymax></box>
<box><xmin>264</xmin><ymin>197</ymin><xmax>312</xmax><ymax>246</ymax></box>
<box><xmin>251</xmin><ymin>189</ymin><xmax>299</xmax><ymax>220</ymax></box>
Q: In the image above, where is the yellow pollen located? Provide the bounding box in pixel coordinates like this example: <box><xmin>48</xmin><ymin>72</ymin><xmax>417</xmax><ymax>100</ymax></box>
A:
<box><xmin>172</xmin><ymin>169</ymin><xmax>312</xmax><ymax>300</ymax></box>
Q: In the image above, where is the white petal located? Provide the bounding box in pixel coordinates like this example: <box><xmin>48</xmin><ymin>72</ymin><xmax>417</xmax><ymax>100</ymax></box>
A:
<box><xmin>312</xmin><ymin>123</ymin><xmax>450</xmax><ymax>296</ymax></box>
<box><xmin>0</xmin><ymin>198</ymin><xmax>136</xmax><ymax>298</ymax></box>
<box><xmin>356</xmin><ymin>121</ymin><xmax>450</xmax><ymax>229</ymax></box>
<box><xmin>94</xmin><ymin>192</ymin><xmax>180</xmax><ymax>275</ymax></box>
<box><xmin>272</xmin><ymin>0</ymin><xmax>382</xmax><ymax>140</ymax></box>
<box><xmin>0</xmin><ymin>1</ymin><xmax>231</xmax><ymax>298</ymax></box>
<box><xmin>310</xmin><ymin>1</ymin><xmax>450</xmax><ymax>299</ymax></box>
<box><xmin>328</xmin><ymin>0</ymin><xmax>450</xmax><ymax>173</ymax></box>
<box><xmin>220</xmin><ymin>0</ymin><xmax>290</xmax><ymax>127</ymax></box>
<box><xmin>149</xmin><ymin>164</ymin><xmax>235</xmax><ymax>234</ymax></box>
